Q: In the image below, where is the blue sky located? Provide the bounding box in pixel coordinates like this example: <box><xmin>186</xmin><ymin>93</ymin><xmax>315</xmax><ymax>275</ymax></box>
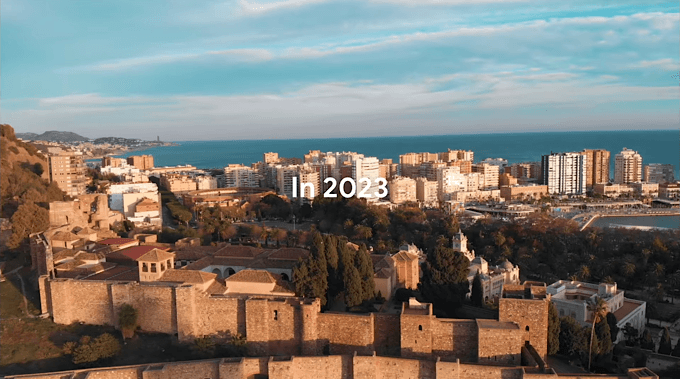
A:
<box><xmin>1</xmin><ymin>0</ymin><xmax>678</xmax><ymax>140</ymax></box>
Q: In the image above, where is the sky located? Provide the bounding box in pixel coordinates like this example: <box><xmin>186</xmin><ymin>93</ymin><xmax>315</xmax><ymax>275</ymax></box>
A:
<box><xmin>1</xmin><ymin>0</ymin><xmax>678</xmax><ymax>141</ymax></box>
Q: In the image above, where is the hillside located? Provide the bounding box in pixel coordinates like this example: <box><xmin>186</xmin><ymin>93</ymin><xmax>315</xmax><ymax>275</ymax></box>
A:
<box><xmin>16</xmin><ymin>130</ymin><xmax>89</xmax><ymax>142</ymax></box>
<box><xmin>1</xmin><ymin>124</ymin><xmax>66</xmax><ymax>220</ymax></box>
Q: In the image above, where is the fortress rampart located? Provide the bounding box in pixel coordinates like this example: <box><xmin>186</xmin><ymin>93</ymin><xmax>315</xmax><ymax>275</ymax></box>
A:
<box><xmin>39</xmin><ymin>276</ymin><xmax>549</xmax><ymax>361</ymax></box>
<box><xmin>4</xmin><ymin>354</ymin><xmax>656</xmax><ymax>379</ymax></box>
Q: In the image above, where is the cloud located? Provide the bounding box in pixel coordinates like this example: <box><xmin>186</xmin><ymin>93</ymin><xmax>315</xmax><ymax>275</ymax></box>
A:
<box><xmin>635</xmin><ymin>58</ymin><xmax>678</xmax><ymax>71</ymax></box>
<box><xmin>238</xmin><ymin>0</ymin><xmax>330</xmax><ymax>15</ymax></box>
<box><xmin>77</xmin><ymin>49</ymin><xmax>273</xmax><ymax>72</ymax></box>
<box><xmin>6</xmin><ymin>71</ymin><xmax>678</xmax><ymax>139</ymax></box>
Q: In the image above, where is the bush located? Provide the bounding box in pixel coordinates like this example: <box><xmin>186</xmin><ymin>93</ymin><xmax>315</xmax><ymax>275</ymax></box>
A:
<box><xmin>67</xmin><ymin>333</ymin><xmax>121</xmax><ymax>365</ymax></box>
<box><xmin>118</xmin><ymin>304</ymin><xmax>138</xmax><ymax>339</ymax></box>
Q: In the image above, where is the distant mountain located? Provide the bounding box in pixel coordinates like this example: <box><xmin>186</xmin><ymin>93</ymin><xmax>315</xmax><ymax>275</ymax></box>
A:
<box><xmin>16</xmin><ymin>130</ymin><xmax>89</xmax><ymax>142</ymax></box>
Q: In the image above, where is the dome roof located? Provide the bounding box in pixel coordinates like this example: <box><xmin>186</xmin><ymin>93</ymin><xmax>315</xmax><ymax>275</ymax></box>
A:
<box><xmin>500</xmin><ymin>260</ymin><xmax>514</xmax><ymax>270</ymax></box>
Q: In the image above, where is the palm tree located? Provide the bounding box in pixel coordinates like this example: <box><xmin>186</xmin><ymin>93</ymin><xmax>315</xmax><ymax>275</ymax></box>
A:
<box><xmin>588</xmin><ymin>297</ymin><xmax>608</xmax><ymax>371</ymax></box>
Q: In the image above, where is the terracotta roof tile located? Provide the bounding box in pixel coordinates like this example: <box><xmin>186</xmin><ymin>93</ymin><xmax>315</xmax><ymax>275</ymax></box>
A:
<box><xmin>226</xmin><ymin>269</ymin><xmax>277</xmax><ymax>284</ymax></box>
<box><xmin>137</xmin><ymin>249</ymin><xmax>175</xmax><ymax>262</ymax></box>
<box><xmin>268</xmin><ymin>248</ymin><xmax>309</xmax><ymax>261</ymax></box>
<box><xmin>213</xmin><ymin>245</ymin><xmax>265</xmax><ymax>259</ymax></box>
<box><xmin>97</xmin><ymin>238</ymin><xmax>137</xmax><ymax>245</ymax></box>
<box><xmin>159</xmin><ymin>269</ymin><xmax>216</xmax><ymax>284</ymax></box>
<box><xmin>115</xmin><ymin>245</ymin><xmax>161</xmax><ymax>261</ymax></box>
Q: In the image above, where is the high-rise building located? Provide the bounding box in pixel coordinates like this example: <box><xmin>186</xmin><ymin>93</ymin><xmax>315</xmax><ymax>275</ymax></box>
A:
<box><xmin>388</xmin><ymin>176</ymin><xmax>417</xmax><ymax>204</ymax></box>
<box><xmin>298</xmin><ymin>165</ymin><xmax>320</xmax><ymax>201</ymax></box>
<box><xmin>263</xmin><ymin>152</ymin><xmax>279</xmax><ymax>164</ymax></box>
<box><xmin>127</xmin><ymin>155</ymin><xmax>154</xmax><ymax>170</ymax></box>
<box><xmin>379</xmin><ymin>159</ymin><xmax>400</xmax><ymax>181</ymax></box>
<box><xmin>541</xmin><ymin>152</ymin><xmax>587</xmax><ymax>195</ymax></box>
<box><xmin>436</xmin><ymin>166</ymin><xmax>466</xmax><ymax>201</ymax></box>
<box><xmin>614</xmin><ymin>148</ymin><xmax>642</xmax><ymax>184</ymax></box>
<box><xmin>352</xmin><ymin>157</ymin><xmax>381</xmax><ymax>193</ymax></box>
<box><xmin>415</xmin><ymin>178</ymin><xmax>438</xmax><ymax>205</ymax></box>
<box><xmin>644</xmin><ymin>163</ymin><xmax>675</xmax><ymax>184</ymax></box>
<box><xmin>472</xmin><ymin>163</ymin><xmax>500</xmax><ymax>189</ymax></box>
<box><xmin>48</xmin><ymin>151</ymin><xmax>87</xmax><ymax>197</ymax></box>
<box><xmin>224</xmin><ymin>164</ymin><xmax>262</xmax><ymax>188</ymax></box>
<box><xmin>582</xmin><ymin>149</ymin><xmax>610</xmax><ymax>188</ymax></box>
<box><xmin>275</xmin><ymin>165</ymin><xmax>300</xmax><ymax>200</ymax></box>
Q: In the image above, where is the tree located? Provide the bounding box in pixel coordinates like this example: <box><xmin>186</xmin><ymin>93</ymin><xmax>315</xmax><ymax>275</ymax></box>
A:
<box><xmin>659</xmin><ymin>327</ymin><xmax>672</xmax><ymax>355</ymax></box>
<box><xmin>66</xmin><ymin>333</ymin><xmax>121</xmax><ymax>366</ymax></box>
<box><xmin>588</xmin><ymin>298</ymin><xmax>608</xmax><ymax>371</ymax></box>
<box><xmin>548</xmin><ymin>302</ymin><xmax>560</xmax><ymax>355</ymax></box>
<box><xmin>605</xmin><ymin>312</ymin><xmax>619</xmax><ymax>344</ymax></box>
<box><xmin>355</xmin><ymin>245</ymin><xmax>375</xmax><ymax>302</ymax></box>
<box><xmin>8</xmin><ymin>201</ymin><xmax>49</xmax><ymax>249</ymax></box>
<box><xmin>622</xmin><ymin>323</ymin><xmax>639</xmax><ymax>346</ymax></box>
<box><xmin>118</xmin><ymin>304</ymin><xmax>138</xmax><ymax>339</ymax></box>
<box><xmin>672</xmin><ymin>337</ymin><xmax>680</xmax><ymax>357</ymax></box>
<box><xmin>641</xmin><ymin>329</ymin><xmax>655</xmax><ymax>351</ymax></box>
<box><xmin>344</xmin><ymin>265</ymin><xmax>363</xmax><ymax>308</ymax></box>
<box><xmin>418</xmin><ymin>241</ymin><xmax>470</xmax><ymax>316</ymax></box>
<box><xmin>471</xmin><ymin>272</ymin><xmax>483</xmax><ymax>307</ymax></box>
<box><xmin>559</xmin><ymin>316</ymin><xmax>589</xmax><ymax>358</ymax></box>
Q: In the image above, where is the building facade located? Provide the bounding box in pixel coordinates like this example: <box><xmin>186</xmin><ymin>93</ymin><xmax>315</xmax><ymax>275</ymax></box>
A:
<box><xmin>614</xmin><ymin>148</ymin><xmax>643</xmax><ymax>184</ymax></box>
<box><xmin>644</xmin><ymin>163</ymin><xmax>675</xmax><ymax>184</ymax></box>
<box><xmin>541</xmin><ymin>152</ymin><xmax>587</xmax><ymax>195</ymax></box>
<box><xmin>48</xmin><ymin>151</ymin><xmax>87</xmax><ymax>197</ymax></box>
<box><xmin>582</xmin><ymin>149</ymin><xmax>610</xmax><ymax>189</ymax></box>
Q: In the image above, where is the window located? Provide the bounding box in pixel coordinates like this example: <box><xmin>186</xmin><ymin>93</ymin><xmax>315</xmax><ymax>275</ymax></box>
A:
<box><xmin>418</xmin><ymin>325</ymin><xmax>422</xmax><ymax>331</ymax></box>
<box><xmin>151</xmin><ymin>263</ymin><xmax>157</xmax><ymax>273</ymax></box>
<box><xmin>167</xmin><ymin>259</ymin><xmax>172</xmax><ymax>269</ymax></box>
<box><xmin>525</xmin><ymin>325</ymin><xmax>530</xmax><ymax>332</ymax></box>
<box><xmin>160</xmin><ymin>263</ymin><xmax>165</xmax><ymax>271</ymax></box>
<box><xmin>559</xmin><ymin>310</ymin><xmax>564</xmax><ymax>317</ymax></box>
<box><xmin>142</xmin><ymin>263</ymin><xmax>148</xmax><ymax>272</ymax></box>
<box><xmin>274</xmin><ymin>310</ymin><xmax>278</xmax><ymax>320</ymax></box>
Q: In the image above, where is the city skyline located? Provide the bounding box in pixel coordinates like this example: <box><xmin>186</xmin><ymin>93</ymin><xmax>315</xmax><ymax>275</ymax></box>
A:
<box><xmin>1</xmin><ymin>0</ymin><xmax>678</xmax><ymax>140</ymax></box>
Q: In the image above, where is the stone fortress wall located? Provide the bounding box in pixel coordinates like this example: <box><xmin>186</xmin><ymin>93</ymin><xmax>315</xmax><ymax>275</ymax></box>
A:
<box><xmin>4</xmin><ymin>354</ymin><xmax>656</xmax><ymax>379</ymax></box>
<box><xmin>39</xmin><ymin>276</ymin><xmax>549</xmax><ymax>361</ymax></box>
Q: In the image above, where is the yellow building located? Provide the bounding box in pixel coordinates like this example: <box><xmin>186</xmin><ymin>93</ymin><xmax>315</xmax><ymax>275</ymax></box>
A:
<box><xmin>48</xmin><ymin>151</ymin><xmax>86</xmax><ymax>197</ymax></box>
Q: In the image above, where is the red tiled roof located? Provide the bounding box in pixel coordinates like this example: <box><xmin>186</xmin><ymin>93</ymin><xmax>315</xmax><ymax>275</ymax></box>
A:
<box><xmin>138</xmin><ymin>249</ymin><xmax>175</xmax><ymax>262</ymax></box>
<box><xmin>226</xmin><ymin>269</ymin><xmax>277</xmax><ymax>284</ymax></box>
<box><xmin>214</xmin><ymin>245</ymin><xmax>265</xmax><ymax>258</ymax></box>
<box><xmin>116</xmin><ymin>245</ymin><xmax>161</xmax><ymax>260</ymax></box>
<box><xmin>98</xmin><ymin>238</ymin><xmax>137</xmax><ymax>245</ymax></box>
<box><xmin>268</xmin><ymin>248</ymin><xmax>309</xmax><ymax>261</ymax></box>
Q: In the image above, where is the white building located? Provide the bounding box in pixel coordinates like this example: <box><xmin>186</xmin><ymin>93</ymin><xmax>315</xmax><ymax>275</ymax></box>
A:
<box><xmin>547</xmin><ymin>280</ymin><xmax>646</xmax><ymax>342</ymax></box>
<box><xmin>541</xmin><ymin>152</ymin><xmax>587</xmax><ymax>195</ymax></box>
<box><xmin>436</xmin><ymin>167</ymin><xmax>466</xmax><ymax>201</ymax></box>
<box><xmin>107</xmin><ymin>182</ymin><xmax>161</xmax><ymax>225</ymax></box>
<box><xmin>352</xmin><ymin>156</ymin><xmax>381</xmax><ymax>198</ymax></box>
<box><xmin>453</xmin><ymin>231</ymin><xmax>520</xmax><ymax>301</ymax></box>
<box><xmin>473</xmin><ymin>162</ymin><xmax>500</xmax><ymax>189</ymax></box>
<box><xmin>224</xmin><ymin>164</ymin><xmax>262</xmax><ymax>188</ymax></box>
<box><xmin>614</xmin><ymin>148</ymin><xmax>643</xmax><ymax>184</ymax></box>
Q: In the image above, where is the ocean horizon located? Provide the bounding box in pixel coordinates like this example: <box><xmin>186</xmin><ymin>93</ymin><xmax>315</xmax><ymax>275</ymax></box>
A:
<box><xmin>111</xmin><ymin>130</ymin><xmax>679</xmax><ymax>178</ymax></box>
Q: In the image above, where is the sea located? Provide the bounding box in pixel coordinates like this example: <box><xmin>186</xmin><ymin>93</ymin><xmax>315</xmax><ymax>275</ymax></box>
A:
<box><xmin>111</xmin><ymin>130</ymin><xmax>679</xmax><ymax>178</ymax></box>
<box><xmin>590</xmin><ymin>215</ymin><xmax>679</xmax><ymax>230</ymax></box>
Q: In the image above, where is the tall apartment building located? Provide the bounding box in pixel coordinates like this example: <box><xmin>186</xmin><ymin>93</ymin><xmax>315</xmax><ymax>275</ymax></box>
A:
<box><xmin>541</xmin><ymin>152</ymin><xmax>587</xmax><ymax>195</ymax></box>
<box><xmin>48</xmin><ymin>151</ymin><xmax>87</xmax><ymax>197</ymax></box>
<box><xmin>352</xmin><ymin>157</ymin><xmax>381</xmax><ymax>191</ymax></box>
<box><xmin>379</xmin><ymin>159</ymin><xmax>400</xmax><ymax>180</ymax></box>
<box><xmin>101</xmin><ymin>156</ymin><xmax>126</xmax><ymax>167</ymax></box>
<box><xmin>389</xmin><ymin>177</ymin><xmax>417</xmax><ymax>204</ymax></box>
<box><xmin>472</xmin><ymin>163</ymin><xmax>499</xmax><ymax>189</ymax></box>
<box><xmin>439</xmin><ymin>149</ymin><xmax>474</xmax><ymax>162</ymax></box>
<box><xmin>436</xmin><ymin>167</ymin><xmax>466</xmax><ymax>201</ymax></box>
<box><xmin>224</xmin><ymin>164</ymin><xmax>262</xmax><ymax>188</ymax></box>
<box><xmin>275</xmin><ymin>165</ymin><xmax>300</xmax><ymax>200</ymax></box>
<box><xmin>416</xmin><ymin>178</ymin><xmax>438</xmax><ymax>205</ymax></box>
<box><xmin>644</xmin><ymin>163</ymin><xmax>675</xmax><ymax>183</ymax></box>
<box><xmin>263</xmin><ymin>152</ymin><xmax>279</xmax><ymax>164</ymax></box>
<box><xmin>614</xmin><ymin>148</ymin><xmax>642</xmax><ymax>184</ymax></box>
<box><xmin>127</xmin><ymin>155</ymin><xmax>154</xmax><ymax>170</ymax></box>
<box><xmin>304</xmin><ymin>150</ymin><xmax>324</xmax><ymax>163</ymax></box>
<box><xmin>506</xmin><ymin>162</ymin><xmax>541</xmax><ymax>180</ymax></box>
<box><xmin>582</xmin><ymin>149</ymin><xmax>610</xmax><ymax>188</ymax></box>
<box><xmin>298</xmin><ymin>165</ymin><xmax>321</xmax><ymax>201</ymax></box>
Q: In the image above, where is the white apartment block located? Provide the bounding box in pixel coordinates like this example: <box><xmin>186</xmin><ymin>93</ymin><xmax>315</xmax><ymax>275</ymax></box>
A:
<box><xmin>416</xmin><ymin>178</ymin><xmax>438</xmax><ymax>206</ymax></box>
<box><xmin>614</xmin><ymin>148</ymin><xmax>643</xmax><ymax>184</ymax></box>
<box><xmin>541</xmin><ymin>152</ymin><xmax>587</xmax><ymax>195</ymax></box>
<box><xmin>275</xmin><ymin>165</ymin><xmax>300</xmax><ymax>200</ymax></box>
<box><xmin>352</xmin><ymin>156</ymin><xmax>381</xmax><ymax>196</ymax></box>
<box><xmin>436</xmin><ymin>167</ymin><xmax>466</xmax><ymax>201</ymax></box>
<box><xmin>224</xmin><ymin>164</ymin><xmax>262</xmax><ymax>188</ymax></box>
<box><xmin>389</xmin><ymin>176</ymin><xmax>417</xmax><ymax>204</ymax></box>
<box><xmin>472</xmin><ymin>163</ymin><xmax>500</xmax><ymax>189</ymax></box>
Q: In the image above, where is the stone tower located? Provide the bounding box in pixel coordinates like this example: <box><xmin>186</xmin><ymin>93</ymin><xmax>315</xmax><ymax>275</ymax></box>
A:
<box><xmin>452</xmin><ymin>230</ymin><xmax>474</xmax><ymax>261</ymax></box>
<box><xmin>499</xmin><ymin>283</ymin><xmax>550</xmax><ymax>360</ymax></box>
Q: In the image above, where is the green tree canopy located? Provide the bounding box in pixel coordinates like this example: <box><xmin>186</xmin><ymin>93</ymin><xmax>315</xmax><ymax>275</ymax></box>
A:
<box><xmin>471</xmin><ymin>272</ymin><xmax>483</xmax><ymax>307</ymax></box>
<box><xmin>548</xmin><ymin>302</ymin><xmax>560</xmax><ymax>355</ymax></box>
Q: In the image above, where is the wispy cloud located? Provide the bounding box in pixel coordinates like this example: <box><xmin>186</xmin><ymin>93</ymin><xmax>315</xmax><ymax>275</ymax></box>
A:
<box><xmin>635</xmin><ymin>58</ymin><xmax>678</xmax><ymax>71</ymax></box>
<box><xmin>7</xmin><ymin>71</ymin><xmax>678</xmax><ymax>139</ymax></box>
